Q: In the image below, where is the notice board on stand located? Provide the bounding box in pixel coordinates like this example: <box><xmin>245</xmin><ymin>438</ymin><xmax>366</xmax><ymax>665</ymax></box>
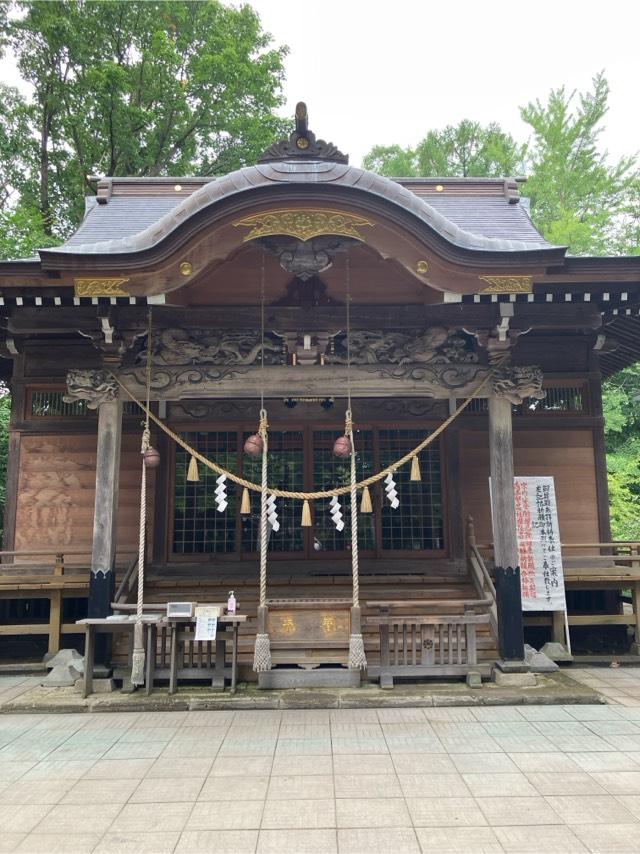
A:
<box><xmin>513</xmin><ymin>476</ymin><xmax>567</xmax><ymax>613</ymax></box>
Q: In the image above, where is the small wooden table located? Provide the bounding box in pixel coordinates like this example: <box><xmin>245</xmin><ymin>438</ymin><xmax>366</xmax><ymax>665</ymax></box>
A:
<box><xmin>77</xmin><ymin>614</ymin><xmax>164</xmax><ymax>699</ymax></box>
<box><xmin>165</xmin><ymin>614</ymin><xmax>246</xmax><ymax>695</ymax></box>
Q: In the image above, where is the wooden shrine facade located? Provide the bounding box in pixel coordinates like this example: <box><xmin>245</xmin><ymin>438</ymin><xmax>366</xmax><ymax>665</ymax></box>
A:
<box><xmin>1</xmin><ymin>104</ymin><xmax>640</xmax><ymax>672</ymax></box>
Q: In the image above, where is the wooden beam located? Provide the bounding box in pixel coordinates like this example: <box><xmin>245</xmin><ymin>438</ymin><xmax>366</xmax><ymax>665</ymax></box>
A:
<box><xmin>117</xmin><ymin>363</ymin><xmax>492</xmax><ymax>402</ymax></box>
<box><xmin>89</xmin><ymin>397</ymin><xmax>122</xmax><ymax>661</ymax></box>
<box><xmin>5</xmin><ymin>302</ymin><xmax>603</xmax><ymax>335</ymax></box>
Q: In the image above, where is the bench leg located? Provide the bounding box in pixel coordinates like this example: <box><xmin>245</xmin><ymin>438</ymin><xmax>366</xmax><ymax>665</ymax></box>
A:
<box><xmin>231</xmin><ymin>626</ymin><xmax>238</xmax><ymax>695</ymax></box>
<box><xmin>48</xmin><ymin>590</ymin><xmax>62</xmax><ymax>655</ymax></box>
<box><xmin>632</xmin><ymin>583</ymin><xmax>640</xmax><ymax>655</ymax></box>
<box><xmin>211</xmin><ymin>638</ymin><xmax>225</xmax><ymax>690</ymax></box>
<box><xmin>145</xmin><ymin>624</ymin><xmax>156</xmax><ymax>696</ymax></box>
<box><xmin>83</xmin><ymin>626</ymin><xmax>94</xmax><ymax>699</ymax></box>
<box><xmin>169</xmin><ymin>625</ymin><xmax>178</xmax><ymax>695</ymax></box>
<box><xmin>552</xmin><ymin>610</ymin><xmax>565</xmax><ymax>646</ymax></box>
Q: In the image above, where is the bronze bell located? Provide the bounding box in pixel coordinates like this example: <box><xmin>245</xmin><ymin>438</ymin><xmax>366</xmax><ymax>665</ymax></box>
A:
<box><xmin>143</xmin><ymin>446</ymin><xmax>161</xmax><ymax>468</ymax></box>
<box><xmin>333</xmin><ymin>435</ymin><xmax>352</xmax><ymax>459</ymax></box>
<box><xmin>244</xmin><ymin>433</ymin><xmax>264</xmax><ymax>458</ymax></box>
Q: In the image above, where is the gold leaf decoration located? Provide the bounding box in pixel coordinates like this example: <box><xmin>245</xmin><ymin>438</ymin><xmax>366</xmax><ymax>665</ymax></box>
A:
<box><xmin>74</xmin><ymin>277</ymin><xmax>131</xmax><ymax>297</ymax></box>
<box><xmin>233</xmin><ymin>209</ymin><xmax>375</xmax><ymax>242</ymax></box>
<box><xmin>478</xmin><ymin>275</ymin><xmax>533</xmax><ymax>294</ymax></box>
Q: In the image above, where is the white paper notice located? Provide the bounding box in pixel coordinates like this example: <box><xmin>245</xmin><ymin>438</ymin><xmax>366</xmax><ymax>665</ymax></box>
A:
<box><xmin>513</xmin><ymin>476</ymin><xmax>567</xmax><ymax>612</ymax></box>
<box><xmin>195</xmin><ymin>608</ymin><xmax>218</xmax><ymax>642</ymax></box>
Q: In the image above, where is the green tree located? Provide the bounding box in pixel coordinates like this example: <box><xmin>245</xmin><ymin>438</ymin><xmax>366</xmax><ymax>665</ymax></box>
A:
<box><xmin>7</xmin><ymin>0</ymin><xmax>288</xmax><ymax>235</ymax></box>
<box><xmin>362</xmin><ymin>120</ymin><xmax>525</xmax><ymax>178</ymax></box>
<box><xmin>520</xmin><ymin>73</ymin><xmax>636</xmax><ymax>255</ymax></box>
<box><xmin>602</xmin><ymin>366</ymin><xmax>640</xmax><ymax>539</ymax></box>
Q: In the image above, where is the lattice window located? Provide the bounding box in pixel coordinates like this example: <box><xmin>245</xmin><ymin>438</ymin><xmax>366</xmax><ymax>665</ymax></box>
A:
<box><xmin>525</xmin><ymin>385</ymin><xmax>584</xmax><ymax>413</ymax></box>
<box><xmin>173</xmin><ymin>431</ymin><xmax>238</xmax><ymax>554</ymax></box>
<box><xmin>241</xmin><ymin>430</ymin><xmax>304</xmax><ymax>553</ymax></box>
<box><xmin>312</xmin><ymin>429</ymin><xmax>375</xmax><ymax>552</ymax></box>
<box><xmin>378</xmin><ymin>430</ymin><xmax>444</xmax><ymax>551</ymax></box>
<box><xmin>459</xmin><ymin>385</ymin><xmax>585</xmax><ymax>416</ymax></box>
<box><xmin>30</xmin><ymin>390</ymin><xmax>88</xmax><ymax>417</ymax></box>
<box><xmin>29</xmin><ymin>390</ymin><xmax>141</xmax><ymax>418</ymax></box>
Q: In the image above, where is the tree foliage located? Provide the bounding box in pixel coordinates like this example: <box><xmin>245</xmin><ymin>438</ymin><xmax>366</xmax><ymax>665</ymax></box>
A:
<box><xmin>2</xmin><ymin>0</ymin><xmax>288</xmax><ymax>238</ymax></box>
<box><xmin>520</xmin><ymin>73</ymin><xmax>636</xmax><ymax>255</ymax></box>
<box><xmin>363</xmin><ymin>120</ymin><xmax>525</xmax><ymax>178</ymax></box>
<box><xmin>363</xmin><ymin>74</ymin><xmax>640</xmax><ymax>539</ymax></box>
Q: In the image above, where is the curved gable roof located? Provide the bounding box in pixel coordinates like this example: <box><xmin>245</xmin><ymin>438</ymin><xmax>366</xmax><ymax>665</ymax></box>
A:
<box><xmin>43</xmin><ymin>160</ymin><xmax>556</xmax><ymax>261</ymax></box>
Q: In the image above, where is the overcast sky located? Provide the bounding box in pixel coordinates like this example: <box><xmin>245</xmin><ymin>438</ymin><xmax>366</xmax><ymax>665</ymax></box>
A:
<box><xmin>249</xmin><ymin>0</ymin><xmax>640</xmax><ymax>168</ymax></box>
<box><xmin>1</xmin><ymin>0</ymin><xmax>638</xmax><ymax>170</ymax></box>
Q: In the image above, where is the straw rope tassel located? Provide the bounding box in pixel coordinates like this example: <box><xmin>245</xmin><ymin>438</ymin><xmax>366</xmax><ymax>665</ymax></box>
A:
<box><xmin>410</xmin><ymin>454</ymin><xmax>421</xmax><ymax>482</ymax></box>
<box><xmin>240</xmin><ymin>487</ymin><xmax>251</xmax><ymax>515</ymax></box>
<box><xmin>131</xmin><ymin>427</ymin><xmax>149</xmax><ymax>687</ymax></box>
<box><xmin>347</xmin><ymin>414</ymin><xmax>367</xmax><ymax>671</ymax></box>
<box><xmin>301</xmin><ymin>499</ymin><xmax>312</xmax><ymax>527</ymax></box>
<box><xmin>253</xmin><ymin>411</ymin><xmax>272</xmax><ymax>672</ymax></box>
<box><xmin>187</xmin><ymin>455</ymin><xmax>200</xmax><ymax>482</ymax></box>
<box><xmin>360</xmin><ymin>485</ymin><xmax>373</xmax><ymax>513</ymax></box>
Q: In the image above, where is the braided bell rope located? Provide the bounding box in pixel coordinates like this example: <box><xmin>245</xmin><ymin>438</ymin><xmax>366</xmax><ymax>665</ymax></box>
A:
<box><xmin>110</xmin><ymin>364</ymin><xmax>498</xmax><ymax>501</ymax></box>
<box><xmin>258</xmin><ymin>410</ymin><xmax>269</xmax><ymax>609</ymax></box>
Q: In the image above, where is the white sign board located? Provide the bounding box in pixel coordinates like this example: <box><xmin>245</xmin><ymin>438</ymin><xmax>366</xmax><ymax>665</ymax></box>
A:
<box><xmin>194</xmin><ymin>607</ymin><xmax>218</xmax><ymax>642</ymax></box>
<box><xmin>513</xmin><ymin>476</ymin><xmax>567</xmax><ymax>612</ymax></box>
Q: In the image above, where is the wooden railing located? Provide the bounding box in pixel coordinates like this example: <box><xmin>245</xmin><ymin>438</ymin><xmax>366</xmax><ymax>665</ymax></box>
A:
<box><xmin>466</xmin><ymin>516</ymin><xmax>498</xmax><ymax>637</ymax></box>
<box><xmin>114</xmin><ymin>555</ymin><xmax>139</xmax><ymax>605</ymax></box>
<box><xmin>0</xmin><ymin>550</ymin><xmax>134</xmax><ymax>655</ymax></box>
<box><xmin>366</xmin><ymin>613</ymin><xmax>490</xmax><ymax>688</ymax></box>
<box><xmin>465</xmin><ymin>518</ymin><xmax>640</xmax><ymax>646</ymax></box>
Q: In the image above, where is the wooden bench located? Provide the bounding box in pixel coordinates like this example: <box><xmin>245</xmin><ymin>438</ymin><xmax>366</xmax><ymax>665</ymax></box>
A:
<box><xmin>0</xmin><ymin>551</ymin><xmax>90</xmax><ymax>654</ymax></box>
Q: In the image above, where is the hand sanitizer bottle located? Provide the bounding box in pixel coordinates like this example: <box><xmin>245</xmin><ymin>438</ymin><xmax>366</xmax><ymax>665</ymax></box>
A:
<box><xmin>227</xmin><ymin>591</ymin><xmax>237</xmax><ymax>614</ymax></box>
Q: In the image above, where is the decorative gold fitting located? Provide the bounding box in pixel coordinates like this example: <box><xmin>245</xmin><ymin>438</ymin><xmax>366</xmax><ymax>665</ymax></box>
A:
<box><xmin>179</xmin><ymin>261</ymin><xmax>193</xmax><ymax>276</ymax></box>
<box><xmin>74</xmin><ymin>277</ymin><xmax>130</xmax><ymax>297</ymax></box>
<box><xmin>416</xmin><ymin>260</ymin><xmax>429</xmax><ymax>275</ymax></box>
<box><xmin>174</xmin><ymin>184</ymin><xmax>182</xmax><ymax>192</ymax></box>
<box><xmin>233</xmin><ymin>209</ymin><xmax>375</xmax><ymax>242</ymax></box>
<box><xmin>435</xmin><ymin>185</ymin><xmax>444</xmax><ymax>192</ymax></box>
<box><xmin>479</xmin><ymin>275</ymin><xmax>533</xmax><ymax>294</ymax></box>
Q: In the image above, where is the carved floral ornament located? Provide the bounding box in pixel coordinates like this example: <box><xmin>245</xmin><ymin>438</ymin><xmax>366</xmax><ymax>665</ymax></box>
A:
<box><xmin>233</xmin><ymin>209</ymin><xmax>375</xmax><ymax>243</ymax></box>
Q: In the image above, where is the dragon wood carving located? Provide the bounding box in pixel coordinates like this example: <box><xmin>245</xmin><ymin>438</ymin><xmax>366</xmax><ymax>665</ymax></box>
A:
<box><xmin>328</xmin><ymin>328</ymin><xmax>478</xmax><ymax>366</ymax></box>
<box><xmin>64</xmin><ymin>370</ymin><xmax>118</xmax><ymax>409</ymax></box>
<box><xmin>492</xmin><ymin>364</ymin><xmax>545</xmax><ymax>405</ymax></box>
<box><xmin>140</xmin><ymin>329</ymin><xmax>283</xmax><ymax>367</ymax></box>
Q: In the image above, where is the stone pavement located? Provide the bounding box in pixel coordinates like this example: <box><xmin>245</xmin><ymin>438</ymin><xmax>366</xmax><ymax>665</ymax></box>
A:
<box><xmin>565</xmin><ymin>666</ymin><xmax>640</xmax><ymax>707</ymax></box>
<box><xmin>4</xmin><ymin>699</ymin><xmax>640</xmax><ymax>852</ymax></box>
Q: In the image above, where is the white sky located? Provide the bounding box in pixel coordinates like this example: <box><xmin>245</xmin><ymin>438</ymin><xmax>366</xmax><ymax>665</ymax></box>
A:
<box><xmin>1</xmin><ymin>0</ymin><xmax>639</xmax><ymax>169</ymax></box>
<box><xmin>248</xmin><ymin>0</ymin><xmax>640</xmax><ymax>167</ymax></box>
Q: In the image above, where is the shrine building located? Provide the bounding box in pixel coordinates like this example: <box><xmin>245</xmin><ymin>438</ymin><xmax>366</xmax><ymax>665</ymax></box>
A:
<box><xmin>1</xmin><ymin>104</ymin><xmax>640</xmax><ymax>689</ymax></box>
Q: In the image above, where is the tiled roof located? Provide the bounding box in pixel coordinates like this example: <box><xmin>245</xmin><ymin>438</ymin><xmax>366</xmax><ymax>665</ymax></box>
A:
<box><xmin>49</xmin><ymin>163</ymin><xmax>554</xmax><ymax>257</ymax></box>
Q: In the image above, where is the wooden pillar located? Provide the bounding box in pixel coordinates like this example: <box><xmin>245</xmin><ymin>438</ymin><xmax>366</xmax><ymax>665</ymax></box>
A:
<box><xmin>489</xmin><ymin>394</ymin><xmax>525</xmax><ymax>662</ymax></box>
<box><xmin>89</xmin><ymin>396</ymin><xmax>122</xmax><ymax>663</ymax></box>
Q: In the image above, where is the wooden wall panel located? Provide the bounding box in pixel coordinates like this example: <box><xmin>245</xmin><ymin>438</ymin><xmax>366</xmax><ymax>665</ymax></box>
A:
<box><xmin>13</xmin><ymin>432</ymin><xmax>154</xmax><ymax>562</ymax></box>
<box><xmin>461</xmin><ymin>428</ymin><xmax>600</xmax><ymax>547</ymax></box>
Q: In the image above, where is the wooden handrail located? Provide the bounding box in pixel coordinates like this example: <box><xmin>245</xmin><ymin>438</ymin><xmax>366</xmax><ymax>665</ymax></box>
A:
<box><xmin>114</xmin><ymin>554</ymin><xmax>139</xmax><ymax>604</ymax></box>
<box><xmin>470</xmin><ymin>546</ymin><xmax>497</xmax><ymax>600</ymax></box>
<box><xmin>474</xmin><ymin>542</ymin><xmax>640</xmax><ymax>551</ymax></box>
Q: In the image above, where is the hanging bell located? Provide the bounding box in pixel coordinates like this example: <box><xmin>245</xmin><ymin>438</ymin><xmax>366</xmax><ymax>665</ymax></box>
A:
<box><xmin>333</xmin><ymin>434</ymin><xmax>352</xmax><ymax>459</ymax></box>
<box><xmin>244</xmin><ymin>433</ymin><xmax>264</xmax><ymax>458</ymax></box>
<box><xmin>143</xmin><ymin>446</ymin><xmax>161</xmax><ymax>469</ymax></box>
